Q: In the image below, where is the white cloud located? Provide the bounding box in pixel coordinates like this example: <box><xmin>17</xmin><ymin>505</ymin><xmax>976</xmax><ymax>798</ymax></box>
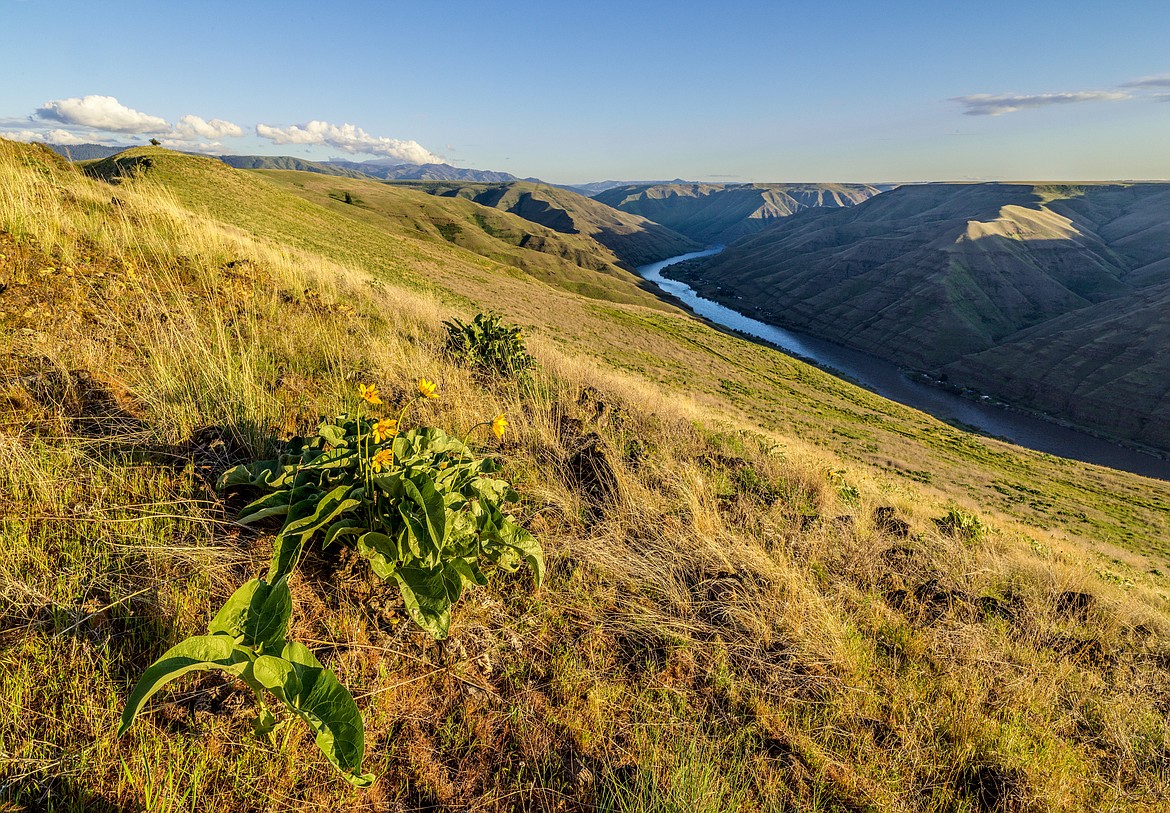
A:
<box><xmin>36</xmin><ymin>95</ymin><xmax>169</xmax><ymax>133</ymax></box>
<box><xmin>174</xmin><ymin>114</ymin><xmax>244</xmax><ymax>139</ymax></box>
<box><xmin>1121</xmin><ymin>74</ymin><xmax>1170</xmax><ymax>89</ymax></box>
<box><xmin>155</xmin><ymin>137</ymin><xmax>225</xmax><ymax>154</ymax></box>
<box><xmin>1</xmin><ymin>128</ymin><xmax>110</xmax><ymax>145</ymax></box>
<box><xmin>952</xmin><ymin>91</ymin><xmax>1129</xmax><ymax>116</ymax></box>
<box><xmin>1</xmin><ymin>130</ymin><xmax>41</xmax><ymax>143</ymax></box>
<box><xmin>255</xmin><ymin>120</ymin><xmax>442</xmax><ymax>164</ymax></box>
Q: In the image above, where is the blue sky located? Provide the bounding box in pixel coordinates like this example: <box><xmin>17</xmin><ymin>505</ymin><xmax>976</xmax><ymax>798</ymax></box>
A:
<box><xmin>2</xmin><ymin>0</ymin><xmax>1168</xmax><ymax>182</ymax></box>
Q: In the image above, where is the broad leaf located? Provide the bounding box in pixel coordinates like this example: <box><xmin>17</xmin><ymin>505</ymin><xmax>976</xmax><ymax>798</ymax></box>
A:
<box><xmin>393</xmin><ymin>564</ymin><xmax>462</xmax><ymax>639</ymax></box>
<box><xmin>118</xmin><ymin>635</ymin><xmax>251</xmax><ymax>736</ymax></box>
<box><xmin>281</xmin><ymin>484</ymin><xmax>361</xmax><ymax>539</ymax></box>
<box><xmin>253</xmin><ymin>643</ymin><xmax>373</xmax><ymax>788</ymax></box>
<box><xmin>208</xmin><ymin>577</ymin><xmax>291</xmax><ymax>654</ymax></box>
<box><xmin>403</xmin><ymin>475</ymin><xmax>446</xmax><ymax>550</ymax></box>
<box><xmin>323</xmin><ymin>518</ymin><xmax>365</xmax><ymax>549</ymax></box>
<box><xmin>356</xmin><ymin>531</ymin><xmax>400</xmax><ymax>581</ymax></box>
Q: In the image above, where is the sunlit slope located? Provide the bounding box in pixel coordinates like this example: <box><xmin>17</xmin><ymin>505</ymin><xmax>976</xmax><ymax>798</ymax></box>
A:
<box><xmin>594</xmin><ymin>182</ymin><xmax>884</xmax><ymax>243</ymax></box>
<box><xmin>75</xmin><ymin>148</ymin><xmax>1170</xmax><ymax>558</ymax></box>
<box><xmin>675</xmin><ymin>182</ymin><xmax>1170</xmax><ymax>449</ymax></box>
<box><xmin>84</xmin><ymin>148</ymin><xmax>665</xmax><ymax>309</ymax></box>
<box><xmin>399</xmin><ymin>180</ymin><xmax>702</xmax><ymax>267</ymax></box>
<box><xmin>251</xmin><ymin>169</ymin><xmax>669</xmax><ymax>307</ymax></box>
<box><xmin>217</xmin><ymin>154</ymin><xmax>374</xmax><ymax>178</ymax></box>
<box><xmin>5</xmin><ymin>139</ymin><xmax>1170</xmax><ymax>812</ymax></box>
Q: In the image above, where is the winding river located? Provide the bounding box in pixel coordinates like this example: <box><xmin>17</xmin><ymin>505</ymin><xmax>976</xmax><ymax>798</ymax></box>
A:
<box><xmin>638</xmin><ymin>247</ymin><xmax>1170</xmax><ymax>481</ymax></box>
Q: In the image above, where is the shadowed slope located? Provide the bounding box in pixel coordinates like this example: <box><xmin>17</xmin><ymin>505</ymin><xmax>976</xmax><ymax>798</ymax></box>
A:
<box><xmin>401</xmin><ymin>180</ymin><xmax>701</xmax><ymax>268</ymax></box>
<box><xmin>594</xmin><ymin>182</ymin><xmax>884</xmax><ymax>244</ymax></box>
<box><xmin>673</xmin><ymin>182</ymin><xmax>1170</xmax><ymax>449</ymax></box>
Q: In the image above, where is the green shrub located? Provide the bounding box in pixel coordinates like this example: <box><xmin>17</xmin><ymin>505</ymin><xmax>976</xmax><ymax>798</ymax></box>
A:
<box><xmin>443</xmin><ymin>312</ymin><xmax>535</xmax><ymax>381</ymax></box>
<box><xmin>119</xmin><ymin>379</ymin><xmax>542</xmax><ymax>786</ymax></box>
<box><xmin>934</xmin><ymin>506</ymin><xmax>987</xmax><ymax>543</ymax></box>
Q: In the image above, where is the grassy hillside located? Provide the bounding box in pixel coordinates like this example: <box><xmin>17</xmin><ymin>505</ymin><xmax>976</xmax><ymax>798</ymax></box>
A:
<box><xmin>672</xmin><ymin>182</ymin><xmax>1170</xmax><ymax>451</ymax></box>
<box><xmin>218</xmin><ymin>154</ymin><xmax>375</xmax><ymax>179</ymax></box>
<box><xmin>594</xmin><ymin>182</ymin><xmax>884</xmax><ymax>244</ymax></box>
<box><xmin>326</xmin><ymin>160</ymin><xmax>525</xmax><ymax>183</ymax></box>
<box><xmin>3</xmin><ymin>140</ymin><xmax>1170</xmax><ymax>812</ymax></box>
<box><xmin>252</xmin><ymin>169</ymin><xmax>671</xmax><ymax>308</ymax></box>
<box><xmin>401</xmin><ymin>180</ymin><xmax>701</xmax><ymax>268</ymax></box>
<box><xmin>83</xmin><ymin>149</ymin><xmax>666</xmax><ymax>310</ymax></box>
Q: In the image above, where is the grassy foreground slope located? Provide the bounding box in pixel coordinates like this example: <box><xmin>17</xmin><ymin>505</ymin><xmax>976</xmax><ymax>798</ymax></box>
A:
<box><xmin>2</xmin><ymin>141</ymin><xmax>1169</xmax><ymax>812</ymax></box>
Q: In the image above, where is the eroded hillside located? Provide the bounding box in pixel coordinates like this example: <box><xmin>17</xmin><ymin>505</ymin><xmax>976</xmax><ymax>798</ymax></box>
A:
<box><xmin>673</xmin><ymin>182</ymin><xmax>1170</xmax><ymax>451</ymax></box>
<box><xmin>594</xmin><ymin>182</ymin><xmax>885</xmax><ymax>244</ymax></box>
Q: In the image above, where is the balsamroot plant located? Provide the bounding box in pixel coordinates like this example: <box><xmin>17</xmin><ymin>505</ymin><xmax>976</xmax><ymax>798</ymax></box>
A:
<box><xmin>443</xmin><ymin>312</ymin><xmax>535</xmax><ymax>381</ymax></box>
<box><xmin>120</xmin><ymin>378</ymin><xmax>543</xmax><ymax>787</ymax></box>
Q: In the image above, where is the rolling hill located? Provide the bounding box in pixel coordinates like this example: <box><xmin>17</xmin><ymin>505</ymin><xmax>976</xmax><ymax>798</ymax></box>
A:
<box><xmin>4</xmin><ymin>141</ymin><xmax>1170</xmax><ymax>812</ymax></box>
<box><xmin>594</xmin><ymin>182</ymin><xmax>885</xmax><ymax>244</ymax></box>
<box><xmin>324</xmin><ymin>159</ymin><xmax>529</xmax><ymax>182</ymax></box>
<box><xmin>401</xmin><ymin>180</ymin><xmax>701</xmax><ymax>267</ymax></box>
<box><xmin>83</xmin><ymin>149</ymin><xmax>669</xmax><ymax>309</ymax></box>
<box><xmin>671</xmin><ymin>182</ymin><xmax>1170</xmax><ymax>450</ymax></box>
<box><xmin>217</xmin><ymin>154</ymin><xmax>375</xmax><ymax>178</ymax></box>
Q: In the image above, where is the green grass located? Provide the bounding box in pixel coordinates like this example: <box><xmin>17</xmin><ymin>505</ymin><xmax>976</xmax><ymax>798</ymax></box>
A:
<box><xmin>2</xmin><ymin>141</ymin><xmax>1169</xmax><ymax>811</ymax></box>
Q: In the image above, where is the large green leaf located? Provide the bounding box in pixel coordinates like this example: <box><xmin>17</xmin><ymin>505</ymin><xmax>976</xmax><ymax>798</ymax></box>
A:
<box><xmin>267</xmin><ymin>531</ymin><xmax>306</xmax><ymax>584</ymax></box>
<box><xmin>356</xmin><ymin>531</ymin><xmax>400</xmax><ymax>581</ymax></box>
<box><xmin>317</xmin><ymin>422</ymin><xmax>349</xmax><ymax>448</ymax></box>
<box><xmin>118</xmin><ymin>635</ymin><xmax>251</xmax><ymax>736</ymax></box>
<box><xmin>323</xmin><ymin>518</ymin><xmax>366</xmax><ymax>549</ymax></box>
<box><xmin>208</xmin><ymin>577</ymin><xmax>291</xmax><ymax>654</ymax></box>
<box><xmin>403</xmin><ymin>474</ymin><xmax>446</xmax><ymax>550</ymax></box>
<box><xmin>281</xmin><ymin>484</ymin><xmax>362</xmax><ymax>539</ymax></box>
<box><xmin>237</xmin><ymin>484</ymin><xmax>320</xmax><ymax>526</ymax></box>
<box><xmin>499</xmin><ymin>521</ymin><xmax>545</xmax><ymax>587</ymax></box>
<box><xmin>393</xmin><ymin>564</ymin><xmax>461</xmax><ymax>639</ymax></box>
<box><xmin>252</xmin><ymin>643</ymin><xmax>373</xmax><ymax>788</ymax></box>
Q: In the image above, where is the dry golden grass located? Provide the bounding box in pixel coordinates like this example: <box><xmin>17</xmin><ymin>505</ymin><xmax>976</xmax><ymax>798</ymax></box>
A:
<box><xmin>1</xmin><ymin>139</ymin><xmax>1168</xmax><ymax>812</ymax></box>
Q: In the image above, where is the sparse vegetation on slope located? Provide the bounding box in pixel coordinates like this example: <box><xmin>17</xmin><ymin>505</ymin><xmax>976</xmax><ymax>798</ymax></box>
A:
<box><xmin>3</xmin><ymin>141</ymin><xmax>1169</xmax><ymax>812</ymax></box>
<box><xmin>401</xmin><ymin>180</ymin><xmax>702</xmax><ymax>268</ymax></box>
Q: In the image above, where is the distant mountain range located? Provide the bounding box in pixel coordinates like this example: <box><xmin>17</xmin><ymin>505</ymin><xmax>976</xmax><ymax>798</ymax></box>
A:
<box><xmin>566</xmin><ymin>179</ymin><xmax>692</xmax><ymax>197</ymax></box>
<box><xmin>44</xmin><ymin>143</ymin><xmax>132</xmax><ymax>161</ymax></box>
<box><xmin>594</xmin><ymin>182</ymin><xmax>886</xmax><ymax>244</ymax></box>
<box><xmin>668</xmin><ymin>182</ymin><xmax>1170</xmax><ymax>451</ymax></box>
<box><xmin>218</xmin><ymin>154</ymin><xmax>534</xmax><ymax>183</ymax></box>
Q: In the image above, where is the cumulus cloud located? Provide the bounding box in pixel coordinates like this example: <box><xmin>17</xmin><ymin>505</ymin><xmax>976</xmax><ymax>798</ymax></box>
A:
<box><xmin>36</xmin><ymin>95</ymin><xmax>169</xmax><ymax>133</ymax></box>
<box><xmin>1</xmin><ymin>128</ymin><xmax>110</xmax><ymax>145</ymax></box>
<box><xmin>174</xmin><ymin>114</ymin><xmax>244</xmax><ymax>139</ymax></box>
<box><xmin>1121</xmin><ymin>74</ymin><xmax>1170</xmax><ymax>89</ymax></box>
<box><xmin>952</xmin><ymin>91</ymin><xmax>1130</xmax><ymax>116</ymax></box>
<box><xmin>255</xmin><ymin>120</ymin><xmax>442</xmax><ymax>164</ymax></box>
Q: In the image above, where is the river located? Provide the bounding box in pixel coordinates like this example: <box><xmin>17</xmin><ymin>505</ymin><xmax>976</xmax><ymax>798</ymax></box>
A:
<box><xmin>638</xmin><ymin>247</ymin><xmax>1170</xmax><ymax>481</ymax></box>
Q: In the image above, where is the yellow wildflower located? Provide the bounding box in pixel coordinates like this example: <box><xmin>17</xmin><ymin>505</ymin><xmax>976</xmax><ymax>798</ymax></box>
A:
<box><xmin>491</xmin><ymin>413</ymin><xmax>508</xmax><ymax>440</ymax></box>
<box><xmin>359</xmin><ymin>383</ymin><xmax>382</xmax><ymax>405</ymax></box>
<box><xmin>373</xmin><ymin>418</ymin><xmax>398</xmax><ymax>443</ymax></box>
<box><xmin>417</xmin><ymin>378</ymin><xmax>438</xmax><ymax>399</ymax></box>
<box><xmin>370</xmin><ymin>448</ymin><xmax>394</xmax><ymax>472</ymax></box>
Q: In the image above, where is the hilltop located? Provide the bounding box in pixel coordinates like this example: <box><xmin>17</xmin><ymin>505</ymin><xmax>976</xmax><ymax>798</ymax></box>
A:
<box><xmin>672</xmin><ymin>182</ymin><xmax>1170</xmax><ymax>451</ymax></box>
<box><xmin>218</xmin><ymin>154</ymin><xmax>375</xmax><ymax>178</ymax></box>
<box><xmin>594</xmin><ymin>182</ymin><xmax>885</xmax><ymax>244</ymax></box>
<box><xmin>2</xmin><ymin>142</ymin><xmax>1169</xmax><ymax>812</ymax></box>
<box><xmin>323</xmin><ymin>158</ymin><xmax>530</xmax><ymax>183</ymax></box>
<box><xmin>400</xmin><ymin>180</ymin><xmax>701</xmax><ymax>268</ymax></box>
